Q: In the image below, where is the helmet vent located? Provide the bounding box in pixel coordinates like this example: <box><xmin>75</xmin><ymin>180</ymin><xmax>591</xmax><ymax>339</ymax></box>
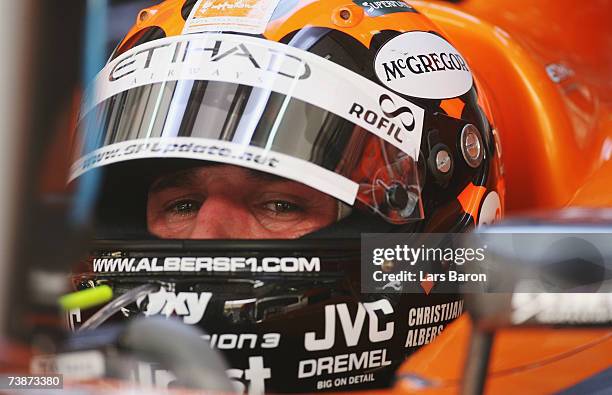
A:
<box><xmin>181</xmin><ymin>0</ymin><xmax>198</xmax><ymax>21</ymax></box>
<box><xmin>110</xmin><ymin>26</ymin><xmax>166</xmax><ymax>61</ymax></box>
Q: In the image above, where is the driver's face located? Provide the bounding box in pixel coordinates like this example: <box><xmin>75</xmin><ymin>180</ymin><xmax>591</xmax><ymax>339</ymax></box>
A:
<box><xmin>147</xmin><ymin>165</ymin><xmax>338</xmax><ymax>239</ymax></box>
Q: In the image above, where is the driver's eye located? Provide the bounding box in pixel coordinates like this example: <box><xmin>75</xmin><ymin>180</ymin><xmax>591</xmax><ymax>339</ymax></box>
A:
<box><xmin>166</xmin><ymin>200</ymin><xmax>202</xmax><ymax>218</ymax></box>
<box><xmin>263</xmin><ymin>200</ymin><xmax>301</xmax><ymax>214</ymax></box>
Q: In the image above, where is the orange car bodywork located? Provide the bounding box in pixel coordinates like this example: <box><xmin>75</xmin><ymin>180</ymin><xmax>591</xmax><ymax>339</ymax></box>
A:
<box><xmin>397</xmin><ymin>316</ymin><xmax>612</xmax><ymax>394</ymax></box>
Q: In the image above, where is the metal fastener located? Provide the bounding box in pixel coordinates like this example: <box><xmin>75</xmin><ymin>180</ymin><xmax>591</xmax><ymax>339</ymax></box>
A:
<box><xmin>461</xmin><ymin>124</ymin><xmax>484</xmax><ymax>168</ymax></box>
<box><xmin>435</xmin><ymin>149</ymin><xmax>452</xmax><ymax>174</ymax></box>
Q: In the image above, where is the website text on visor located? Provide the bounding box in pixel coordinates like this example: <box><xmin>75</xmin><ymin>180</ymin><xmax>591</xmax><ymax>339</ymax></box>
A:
<box><xmin>70</xmin><ymin>33</ymin><xmax>426</xmax><ymax>224</ymax></box>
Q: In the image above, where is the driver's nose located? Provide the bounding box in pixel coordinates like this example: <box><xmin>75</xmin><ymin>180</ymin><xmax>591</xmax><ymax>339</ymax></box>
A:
<box><xmin>188</xmin><ymin>195</ymin><xmax>254</xmax><ymax>239</ymax></box>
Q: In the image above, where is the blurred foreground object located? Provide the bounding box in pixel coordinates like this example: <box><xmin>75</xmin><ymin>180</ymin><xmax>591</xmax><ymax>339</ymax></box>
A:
<box><xmin>0</xmin><ymin>0</ymin><xmax>85</xmax><ymax>367</ymax></box>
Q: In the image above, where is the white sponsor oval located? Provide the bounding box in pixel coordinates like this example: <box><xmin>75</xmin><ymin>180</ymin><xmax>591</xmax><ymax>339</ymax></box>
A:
<box><xmin>374</xmin><ymin>31</ymin><xmax>473</xmax><ymax>99</ymax></box>
<box><xmin>478</xmin><ymin>191</ymin><xmax>502</xmax><ymax>226</ymax></box>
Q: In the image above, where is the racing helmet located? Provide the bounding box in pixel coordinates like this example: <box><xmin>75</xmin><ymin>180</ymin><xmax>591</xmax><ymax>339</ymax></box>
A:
<box><xmin>69</xmin><ymin>0</ymin><xmax>505</xmax><ymax>393</ymax></box>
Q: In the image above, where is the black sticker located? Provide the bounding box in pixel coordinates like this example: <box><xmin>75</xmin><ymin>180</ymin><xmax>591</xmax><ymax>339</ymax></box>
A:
<box><xmin>353</xmin><ymin>1</ymin><xmax>417</xmax><ymax>17</ymax></box>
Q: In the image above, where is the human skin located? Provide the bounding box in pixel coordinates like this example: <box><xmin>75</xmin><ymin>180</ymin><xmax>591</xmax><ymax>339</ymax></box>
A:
<box><xmin>147</xmin><ymin>165</ymin><xmax>338</xmax><ymax>239</ymax></box>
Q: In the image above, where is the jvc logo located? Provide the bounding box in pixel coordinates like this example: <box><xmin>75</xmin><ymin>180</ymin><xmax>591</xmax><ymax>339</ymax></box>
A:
<box><xmin>304</xmin><ymin>299</ymin><xmax>394</xmax><ymax>351</ymax></box>
<box><xmin>348</xmin><ymin>94</ymin><xmax>415</xmax><ymax>144</ymax></box>
<box><xmin>136</xmin><ymin>288</ymin><xmax>212</xmax><ymax>325</ymax></box>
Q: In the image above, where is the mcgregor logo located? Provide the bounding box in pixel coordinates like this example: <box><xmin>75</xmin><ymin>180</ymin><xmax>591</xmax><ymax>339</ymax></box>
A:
<box><xmin>374</xmin><ymin>31</ymin><xmax>473</xmax><ymax>99</ymax></box>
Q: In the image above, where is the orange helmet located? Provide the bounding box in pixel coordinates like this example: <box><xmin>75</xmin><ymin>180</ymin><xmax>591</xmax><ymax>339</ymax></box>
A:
<box><xmin>69</xmin><ymin>0</ymin><xmax>504</xmax><ymax>392</ymax></box>
<box><xmin>72</xmin><ymin>0</ymin><xmax>504</xmax><ymax>235</ymax></box>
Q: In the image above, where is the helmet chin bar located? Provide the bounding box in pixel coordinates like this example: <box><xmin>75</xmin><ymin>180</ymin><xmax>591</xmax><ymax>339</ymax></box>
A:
<box><xmin>74</xmin><ymin>236</ymin><xmax>462</xmax><ymax>393</ymax></box>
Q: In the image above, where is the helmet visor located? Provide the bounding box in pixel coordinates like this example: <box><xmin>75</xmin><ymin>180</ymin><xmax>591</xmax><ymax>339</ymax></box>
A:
<box><xmin>71</xmin><ymin>33</ymin><xmax>425</xmax><ymax>222</ymax></box>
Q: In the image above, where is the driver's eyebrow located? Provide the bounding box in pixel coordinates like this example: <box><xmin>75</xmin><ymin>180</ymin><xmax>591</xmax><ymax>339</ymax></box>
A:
<box><xmin>149</xmin><ymin>169</ymin><xmax>200</xmax><ymax>193</ymax></box>
<box><xmin>149</xmin><ymin>167</ymin><xmax>290</xmax><ymax>193</ymax></box>
<box><xmin>244</xmin><ymin>169</ymin><xmax>287</xmax><ymax>183</ymax></box>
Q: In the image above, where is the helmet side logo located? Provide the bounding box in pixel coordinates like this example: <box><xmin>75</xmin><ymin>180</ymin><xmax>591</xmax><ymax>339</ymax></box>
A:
<box><xmin>352</xmin><ymin>1</ymin><xmax>417</xmax><ymax>17</ymax></box>
<box><xmin>183</xmin><ymin>0</ymin><xmax>282</xmax><ymax>35</ymax></box>
<box><xmin>374</xmin><ymin>31</ymin><xmax>473</xmax><ymax>99</ymax></box>
<box><xmin>478</xmin><ymin>191</ymin><xmax>502</xmax><ymax>226</ymax></box>
<box><xmin>347</xmin><ymin>93</ymin><xmax>417</xmax><ymax>147</ymax></box>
